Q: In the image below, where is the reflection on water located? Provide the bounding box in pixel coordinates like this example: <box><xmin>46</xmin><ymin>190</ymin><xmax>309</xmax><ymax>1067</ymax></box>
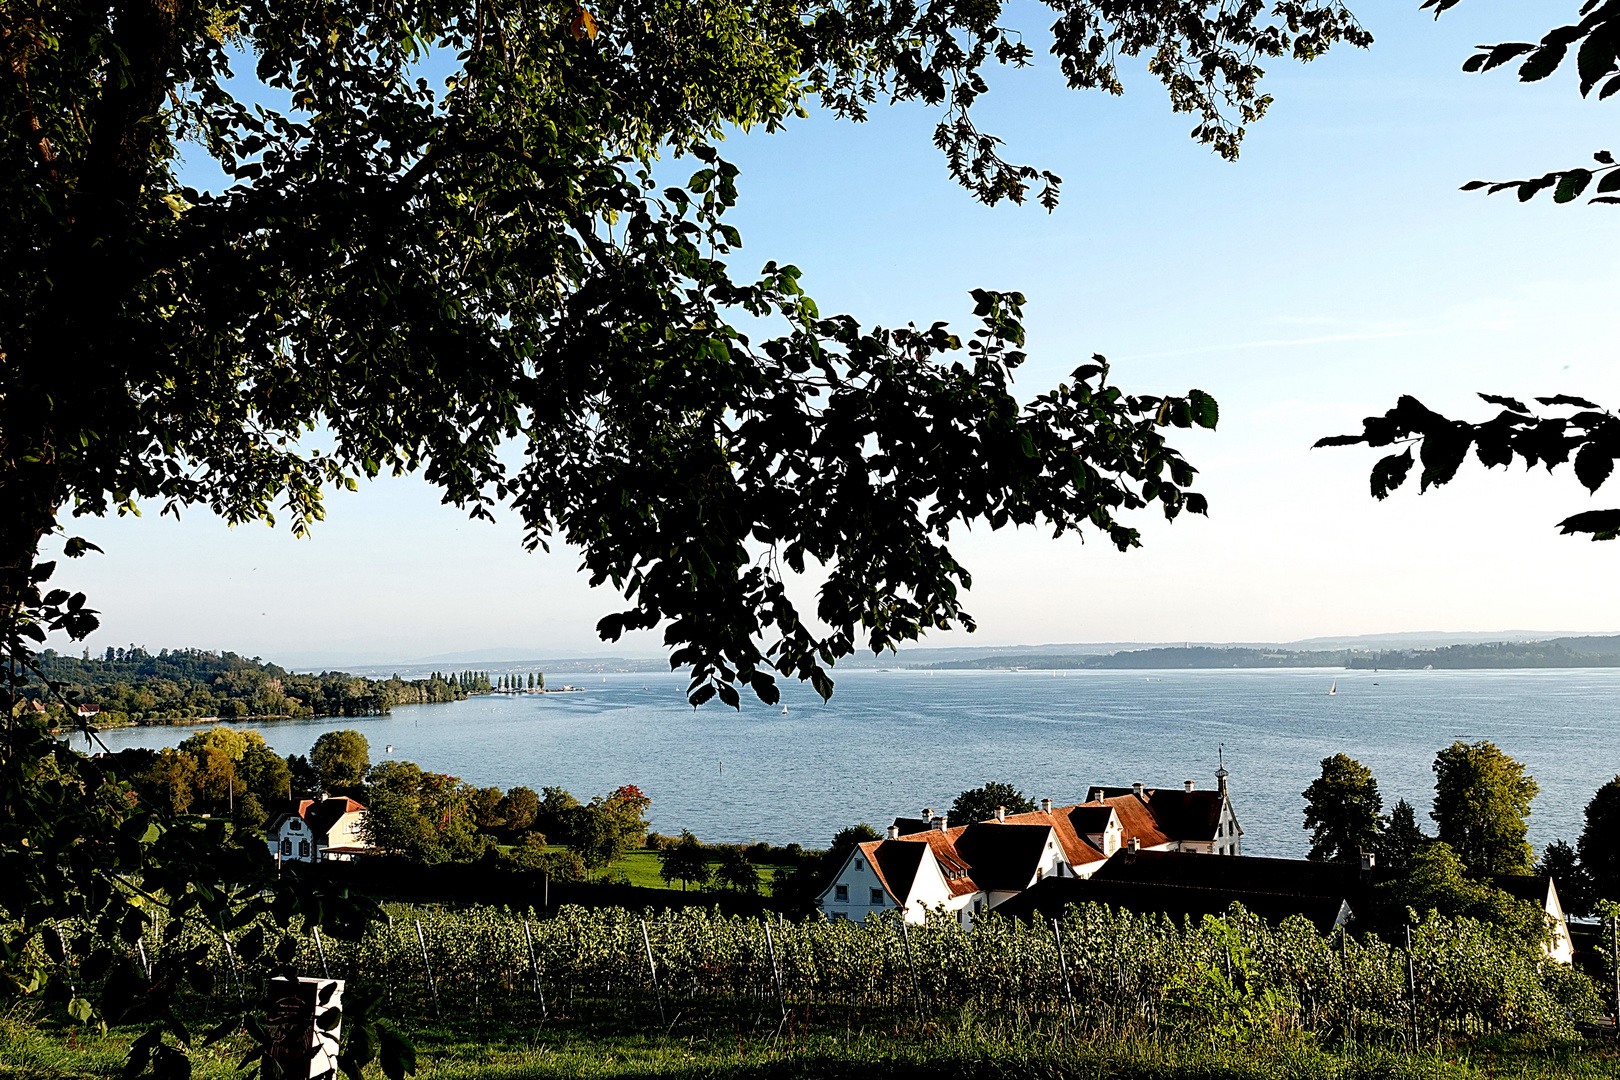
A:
<box><xmin>86</xmin><ymin>667</ymin><xmax>1620</xmax><ymax>855</ymax></box>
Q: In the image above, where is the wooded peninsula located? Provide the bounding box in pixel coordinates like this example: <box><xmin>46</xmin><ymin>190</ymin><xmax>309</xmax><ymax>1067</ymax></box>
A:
<box><xmin>27</xmin><ymin>647</ymin><xmax>535</xmax><ymax>726</ymax></box>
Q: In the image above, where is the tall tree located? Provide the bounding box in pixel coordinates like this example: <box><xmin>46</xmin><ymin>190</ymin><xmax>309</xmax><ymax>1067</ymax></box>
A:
<box><xmin>950</xmin><ymin>782</ymin><xmax>1037</xmax><ymax>825</ymax></box>
<box><xmin>659</xmin><ymin>831</ymin><xmax>712</xmax><ymax>891</ymax></box>
<box><xmin>1430</xmin><ymin>740</ymin><xmax>1539</xmax><ymax>876</ymax></box>
<box><xmin>1539</xmin><ymin>838</ymin><xmax>1592</xmax><ymax>917</ymax></box>
<box><xmin>711</xmin><ymin>846</ymin><xmax>761</xmax><ymax>895</ymax></box>
<box><xmin>310</xmin><ymin>729</ymin><xmax>371</xmax><ymax>791</ymax></box>
<box><xmin>1376</xmin><ymin>798</ymin><xmax>1429</xmax><ymax>870</ymax></box>
<box><xmin>1578</xmin><ymin>777</ymin><xmax>1620</xmax><ymax>905</ymax></box>
<box><xmin>1301</xmin><ymin>753</ymin><xmax>1385</xmax><ymax>863</ymax></box>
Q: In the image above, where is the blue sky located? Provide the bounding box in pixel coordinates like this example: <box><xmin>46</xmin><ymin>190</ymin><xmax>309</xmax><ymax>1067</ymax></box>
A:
<box><xmin>52</xmin><ymin>0</ymin><xmax>1620</xmax><ymax>667</ymax></box>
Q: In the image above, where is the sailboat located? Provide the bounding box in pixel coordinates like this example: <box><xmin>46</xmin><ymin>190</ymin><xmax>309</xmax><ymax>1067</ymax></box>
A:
<box><xmin>1328</xmin><ymin>680</ymin><xmax>1338</xmax><ymax>696</ymax></box>
<box><xmin>781</xmin><ymin>704</ymin><xmax>789</xmax><ymax>714</ymax></box>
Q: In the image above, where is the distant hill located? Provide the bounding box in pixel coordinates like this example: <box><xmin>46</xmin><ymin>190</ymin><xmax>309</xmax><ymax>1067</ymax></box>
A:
<box><xmin>915</xmin><ymin>637</ymin><xmax>1620</xmax><ymax>672</ymax></box>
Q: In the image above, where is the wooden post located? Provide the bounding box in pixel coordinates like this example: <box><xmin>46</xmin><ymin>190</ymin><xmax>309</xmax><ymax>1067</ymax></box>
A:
<box><xmin>1051</xmin><ymin>919</ymin><xmax>1077</xmax><ymax>1024</ymax></box>
<box><xmin>900</xmin><ymin>921</ymin><xmax>924</xmax><ymax>1024</ymax></box>
<box><xmin>640</xmin><ymin>919</ymin><xmax>666</xmax><ymax>1025</ymax></box>
<box><xmin>523</xmin><ymin>919</ymin><xmax>548</xmax><ymax>1019</ymax></box>
<box><xmin>764</xmin><ymin>922</ymin><xmax>787</xmax><ymax>1021</ymax></box>
<box><xmin>415</xmin><ymin>920</ymin><xmax>441</xmax><ymax>1018</ymax></box>
<box><xmin>136</xmin><ymin>938</ymin><xmax>151</xmax><ymax>980</ymax></box>
<box><xmin>313</xmin><ymin>925</ymin><xmax>330</xmax><ymax>980</ymax></box>
<box><xmin>222</xmin><ymin>932</ymin><xmax>245</xmax><ymax>1003</ymax></box>
<box><xmin>1611</xmin><ymin>915</ymin><xmax>1619</xmax><ymax>1027</ymax></box>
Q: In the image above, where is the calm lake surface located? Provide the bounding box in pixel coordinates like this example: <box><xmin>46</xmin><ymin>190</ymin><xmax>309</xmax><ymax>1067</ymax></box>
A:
<box><xmin>86</xmin><ymin>668</ymin><xmax>1620</xmax><ymax>857</ymax></box>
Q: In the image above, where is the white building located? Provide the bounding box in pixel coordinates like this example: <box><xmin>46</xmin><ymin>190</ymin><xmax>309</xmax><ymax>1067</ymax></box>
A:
<box><xmin>267</xmin><ymin>796</ymin><xmax>371</xmax><ymax>864</ymax></box>
<box><xmin>817</xmin><ymin>767</ymin><xmax>1244</xmax><ymax>924</ymax></box>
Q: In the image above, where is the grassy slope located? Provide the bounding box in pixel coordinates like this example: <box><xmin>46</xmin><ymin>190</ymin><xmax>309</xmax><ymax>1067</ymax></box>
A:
<box><xmin>8</xmin><ymin>1003</ymin><xmax>1620</xmax><ymax>1080</ymax></box>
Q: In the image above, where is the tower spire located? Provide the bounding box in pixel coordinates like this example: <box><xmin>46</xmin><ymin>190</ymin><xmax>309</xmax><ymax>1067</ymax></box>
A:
<box><xmin>1215</xmin><ymin>744</ymin><xmax>1229</xmax><ymax>797</ymax></box>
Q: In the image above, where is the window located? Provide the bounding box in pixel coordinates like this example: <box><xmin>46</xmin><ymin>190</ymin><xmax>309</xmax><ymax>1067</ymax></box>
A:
<box><xmin>835</xmin><ymin>884</ymin><xmax>849</xmax><ymax>902</ymax></box>
<box><xmin>974</xmin><ymin>899</ymin><xmax>984</xmax><ymax>914</ymax></box>
<box><xmin>854</xmin><ymin>858</ymin><xmax>863</xmax><ymax>870</ymax></box>
<box><xmin>1036</xmin><ymin>867</ymin><xmax>1044</xmax><ymax>880</ymax></box>
<box><xmin>298</xmin><ymin>840</ymin><xmax>310</xmax><ymax>858</ymax></box>
<box><xmin>870</xmin><ymin>888</ymin><xmax>885</xmax><ymax>905</ymax></box>
<box><xmin>290</xmin><ymin>820</ymin><xmax>302</xmax><ymax>831</ymax></box>
<box><xmin>1216</xmin><ymin>823</ymin><xmax>1223</xmax><ymax>837</ymax></box>
<box><xmin>280</xmin><ymin>839</ymin><xmax>292</xmax><ymax>857</ymax></box>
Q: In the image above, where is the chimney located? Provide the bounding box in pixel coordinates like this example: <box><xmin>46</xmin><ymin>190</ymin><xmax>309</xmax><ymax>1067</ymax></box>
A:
<box><xmin>1360</xmin><ymin>851</ymin><xmax>1376</xmax><ymax>872</ymax></box>
<box><xmin>887</xmin><ymin>825</ymin><xmax>899</xmax><ymax>840</ymax></box>
<box><xmin>1127</xmin><ymin>836</ymin><xmax>1140</xmax><ymax>854</ymax></box>
<box><xmin>1132</xmin><ymin>782</ymin><xmax>1145</xmax><ymax>801</ymax></box>
<box><xmin>996</xmin><ymin>805</ymin><xmax>1006</xmax><ymax>822</ymax></box>
<box><xmin>1040</xmin><ymin>797</ymin><xmax>1053</xmax><ymax>814</ymax></box>
<box><xmin>933</xmin><ymin>814</ymin><xmax>947</xmax><ymax>832</ymax></box>
<box><xmin>1184</xmin><ymin>780</ymin><xmax>1195</xmax><ymax>792</ymax></box>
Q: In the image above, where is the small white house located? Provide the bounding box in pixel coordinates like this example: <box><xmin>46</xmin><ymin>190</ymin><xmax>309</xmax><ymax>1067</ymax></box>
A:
<box><xmin>267</xmin><ymin>796</ymin><xmax>370</xmax><ymax>864</ymax></box>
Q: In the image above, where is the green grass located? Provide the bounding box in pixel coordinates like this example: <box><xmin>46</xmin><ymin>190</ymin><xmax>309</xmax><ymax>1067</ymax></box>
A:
<box><xmin>540</xmin><ymin>847</ymin><xmax>787</xmax><ymax>893</ymax></box>
<box><xmin>9</xmin><ymin>998</ymin><xmax>1620</xmax><ymax>1080</ymax></box>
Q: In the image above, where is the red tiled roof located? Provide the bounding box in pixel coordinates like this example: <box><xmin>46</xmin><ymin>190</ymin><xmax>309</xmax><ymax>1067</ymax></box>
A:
<box><xmin>1081</xmin><ymin>794</ymin><xmax>1172</xmax><ymax>849</ymax></box>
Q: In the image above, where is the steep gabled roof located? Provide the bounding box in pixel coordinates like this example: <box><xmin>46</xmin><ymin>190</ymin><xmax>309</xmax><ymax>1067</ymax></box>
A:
<box><xmin>905</xmin><ymin>828</ymin><xmax>981</xmax><ymax>897</ymax></box>
<box><xmin>1143</xmin><ymin>789</ymin><xmax>1226</xmax><ymax>842</ymax></box>
<box><xmin>952</xmin><ymin>822</ymin><xmax>1051</xmax><ymax>891</ymax></box>
<box><xmin>857</xmin><ymin>839</ymin><xmax>929</xmax><ymax>905</ymax></box>
<box><xmin>1489</xmin><ymin>873</ymin><xmax>1555</xmax><ymax>908</ymax></box>
<box><xmin>1083</xmin><ymin>794</ymin><xmax>1171</xmax><ymax>849</ymax></box>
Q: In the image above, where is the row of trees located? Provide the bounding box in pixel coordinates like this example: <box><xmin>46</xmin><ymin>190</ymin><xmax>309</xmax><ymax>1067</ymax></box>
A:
<box><xmin>1301</xmin><ymin>741</ymin><xmax>1538</xmax><ymax>874</ymax></box>
<box><xmin>1301</xmin><ymin>740</ymin><xmax>1620</xmax><ymax>918</ymax></box>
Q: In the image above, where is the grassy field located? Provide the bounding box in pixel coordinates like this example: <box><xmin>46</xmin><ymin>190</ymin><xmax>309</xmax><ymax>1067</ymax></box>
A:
<box><xmin>552</xmin><ymin>847</ymin><xmax>788</xmax><ymax>893</ymax></box>
<box><xmin>8</xmin><ymin>1000</ymin><xmax>1620</xmax><ymax>1080</ymax></box>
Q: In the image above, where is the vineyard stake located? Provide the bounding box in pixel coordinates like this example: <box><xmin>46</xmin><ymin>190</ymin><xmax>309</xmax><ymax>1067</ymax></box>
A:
<box><xmin>136</xmin><ymin>938</ymin><xmax>151</xmax><ymax>980</ymax></box>
<box><xmin>1404</xmin><ymin>923</ymin><xmax>1416</xmax><ymax>1053</ymax></box>
<box><xmin>899</xmin><ymin>921</ymin><xmax>923</xmax><ymax>1024</ymax></box>
<box><xmin>1050</xmin><ymin>919</ymin><xmax>1077</xmax><ymax>1025</ymax></box>
<box><xmin>416</xmin><ymin>920</ymin><xmax>442</xmax><ymax>1019</ymax></box>
<box><xmin>221</xmin><ymin>932</ymin><xmax>244</xmax><ymax>1003</ymax></box>
<box><xmin>313</xmin><ymin>925</ymin><xmax>330</xmax><ymax>980</ymax></box>
<box><xmin>764</xmin><ymin>922</ymin><xmax>787</xmax><ymax>1022</ymax></box>
<box><xmin>640</xmin><ymin>919</ymin><xmax>666</xmax><ymax>1025</ymax></box>
<box><xmin>1607</xmin><ymin>913</ymin><xmax>1620</xmax><ymax>1029</ymax></box>
<box><xmin>523</xmin><ymin>919</ymin><xmax>549</xmax><ymax>1019</ymax></box>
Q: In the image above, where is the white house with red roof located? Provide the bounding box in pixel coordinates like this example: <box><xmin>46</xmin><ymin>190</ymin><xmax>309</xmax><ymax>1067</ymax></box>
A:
<box><xmin>816</xmin><ymin>766</ymin><xmax>1242</xmax><ymax>924</ymax></box>
<box><xmin>267</xmin><ymin>795</ymin><xmax>372</xmax><ymax>863</ymax></box>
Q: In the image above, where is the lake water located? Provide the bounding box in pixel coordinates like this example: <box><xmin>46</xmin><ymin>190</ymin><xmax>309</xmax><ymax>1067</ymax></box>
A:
<box><xmin>84</xmin><ymin>667</ymin><xmax>1620</xmax><ymax>858</ymax></box>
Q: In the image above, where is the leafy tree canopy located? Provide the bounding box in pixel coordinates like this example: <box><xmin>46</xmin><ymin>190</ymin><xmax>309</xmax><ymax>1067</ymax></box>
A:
<box><xmin>1430</xmin><ymin>740</ymin><xmax>1538</xmax><ymax>877</ymax></box>
<box><xmin>1301</xmin><ymin>752</ymin><xmax>1384</xmax><ymax>863</ymax></box>
<box><xmin>949</xmin><ymin>781</ymin><xmax>1036</xmax><ymax>825</ymax></box>
<box><xmin>1376</xmin><ymin>840</ymin><xmax>1549</xmax><ymax>948</ymax></box>
<box><xmin>309</xmin><ymin>728</ymin><xmax>370</xmax><ymax>791</ymax></box>
<box><xmin>0</xmin><ymin>0</ymin><xmax>1379</xmax><ymax>709</ymax></box>
<box><xmin>1539</xmin><ymin>838</ymin><xmax>1592</xmax><ymax>917</ymax></box>
<box><xmin>1375</xmin><ymin>797</ymin><xmax>1429</xmax><ymax>870</ymax></box>
<box><xmin>1578</xmin><ymin>776</ymin><xmax>1620</xmax><ymax>906</ymax></box>
<box><xmin>658</xmin><ymin>829</ymin><xmax>710</xmax><ymax>891</ymax></box>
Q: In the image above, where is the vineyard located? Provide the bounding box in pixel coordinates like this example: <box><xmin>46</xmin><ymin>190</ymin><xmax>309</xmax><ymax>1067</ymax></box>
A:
<box><xmin>56</xmin><ymin>901</ymin><xmax>1601</xmax><ymax>1051</ymax></box>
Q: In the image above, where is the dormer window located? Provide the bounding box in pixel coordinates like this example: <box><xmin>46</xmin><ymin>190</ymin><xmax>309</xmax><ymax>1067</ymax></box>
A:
<box><xmin>290</xmin><ymin>820</ymin><xmax>302</xmax><ymax>831</ymax></box>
